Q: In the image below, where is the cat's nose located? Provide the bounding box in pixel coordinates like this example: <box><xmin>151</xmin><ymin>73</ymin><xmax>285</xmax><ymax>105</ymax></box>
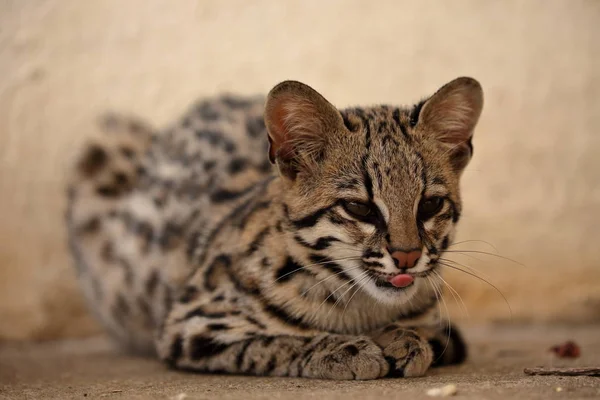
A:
<box><xmin>390</xmin><ymin>250</ymin><xmax>422</xmax><ymax>269</ymax></box>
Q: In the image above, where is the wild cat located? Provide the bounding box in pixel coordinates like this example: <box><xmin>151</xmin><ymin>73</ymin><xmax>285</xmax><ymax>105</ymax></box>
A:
<box><xmin>67</xmin><ymin>77</ymin><xmax>483</xmax><ymax>379</ymax></box>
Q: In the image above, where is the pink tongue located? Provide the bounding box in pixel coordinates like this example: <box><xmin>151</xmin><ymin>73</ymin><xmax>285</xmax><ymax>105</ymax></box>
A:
<box><xmin>388</xmin><ymin>274</ymin><xmax>414</xmax><ymax>288</ymax></box>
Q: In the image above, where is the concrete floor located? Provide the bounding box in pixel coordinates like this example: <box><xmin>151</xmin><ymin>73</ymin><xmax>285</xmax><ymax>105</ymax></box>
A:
<box><xmin>1</xmin><ymin>325</ymin><xmax>599</xmax><ymax>400</ymax></box>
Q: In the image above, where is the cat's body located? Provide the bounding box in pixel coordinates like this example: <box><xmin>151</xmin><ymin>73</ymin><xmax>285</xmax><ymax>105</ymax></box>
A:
<box><xmin>67</xmin><ymin>78</ymin><xmax>483</xmax><ymax>379</ymax></box>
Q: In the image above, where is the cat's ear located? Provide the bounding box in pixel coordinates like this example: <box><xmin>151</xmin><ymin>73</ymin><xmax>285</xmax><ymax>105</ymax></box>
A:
<box><xmin>264</xmin><ymin>81</ymin><xmax>344</xmax><ymax>179</ymax></box>
<box><xmin>416</xmin><ymin>77</ymin><xmax>483</xmax><ymax>171</ymax></box>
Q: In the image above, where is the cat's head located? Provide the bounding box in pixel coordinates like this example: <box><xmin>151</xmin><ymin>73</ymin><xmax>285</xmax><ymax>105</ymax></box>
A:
<box><xmin>265</xmin><ymin>78</ymin><xmax>483</xmax><ymax>305</ymax></box>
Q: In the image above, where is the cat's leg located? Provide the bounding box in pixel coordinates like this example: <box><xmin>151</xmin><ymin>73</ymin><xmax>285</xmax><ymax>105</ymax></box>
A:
<box><xmin>156</xmin><ymin>294</ymin><xmax>389</xmax><ymax>380</ymax></box>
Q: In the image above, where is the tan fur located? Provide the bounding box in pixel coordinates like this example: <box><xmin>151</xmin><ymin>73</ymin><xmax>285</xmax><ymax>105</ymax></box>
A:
<box><xmin>67</xmin><ymin>78</ymin><xmax>479</xmax><ymax>379</ymax></box>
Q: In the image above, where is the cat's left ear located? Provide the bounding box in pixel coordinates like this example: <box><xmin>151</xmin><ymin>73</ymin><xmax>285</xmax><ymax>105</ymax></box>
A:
<box><xmin>415</xmin><ymin>77</ymin><xmax>484</xmax><ymax>171</ymax></box>
<box><xmin>264</xmin><ymin>81</ymin><xmax>344</xmax><ymax>179</ymax></box>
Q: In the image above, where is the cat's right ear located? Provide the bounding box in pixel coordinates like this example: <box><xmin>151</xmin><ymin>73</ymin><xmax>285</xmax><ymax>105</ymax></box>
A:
<box><xmin>415</xmin><ymin>77</ymin><xmax>484</xmax><ymax>172</ymax></box>
<box><xmin>264</xmin><ymin>81</ymin><xmax>343</xmax><ymax>180</ymax></box>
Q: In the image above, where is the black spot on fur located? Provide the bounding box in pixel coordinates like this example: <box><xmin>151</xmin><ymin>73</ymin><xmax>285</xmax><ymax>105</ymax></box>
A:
<box><xmin>381</xmin><ymin>134</ymin><xmax>400</xmax><ymax>148</ymax></box>
<box><xmin>165</xmin><ymin>335</ymin><xmax>183</xmax><ymax>367</ymax></box>
<box><xmin>112</xmin><ymin>294</ymin><xmax>130</xmax><ymax>323</ymax></box>
<box><xmin>410</xmin><ymin>99</ymin><xmax>426</xmax><ymax>128</ymax></box>
<box><xmin>261</xmin><ymin>336</ymin><xmax>275</xmax><ymax>347</ymax></box>
<box><xmin>447</xmin><ymin>198</ymin><xmax>461</xmax><ymax>223</ymax></box>
<box><xmin>245</xmin><ymin>227</ymin><xmax>270</xmax><ymax>256</ymax></box>
<box><xmin>137</xmin><ymin>297</ymin><xmax>153</xmax><ymax>328</ymax></box>
<box><xmin>440</xmin><ymin>236</ymin><xmax>450</xmax><ymax>251</ymax></box>
<box><xmin>145</xmin><ymin>270</ymin><xmax>160</xmax><ymax>296</ymax></box>
<box><xmin>361</xmin><ymin>155</ymin><xmax>374</xmax><ymax>200</ymax></box>
<box><xmin>294</xmin><ymin>235</ymin><xmax>339</xmax><ymax>251</ymax></box>
<box><xmin>204</xmin><ymin>160</ymin><xmax>217</xmax><ymax>171</ymax></box>
<box><xmin>392</xmin><ymin>108</ymin><xmax>411</xmax><ymax>140</ymax></box>
<box><xmin>203</xmin><ymin>254</ymin><xmax>232</xmax><ymax>291</ymax></box>
<box><xmin>309</xmin><ymin>254</ymin><xmax>352</xmax><ymax>282</ymax></box>
<box><xmin>179</xmin><ymin>285</ymin><xmax>199</xmax><ymax>303</ymax></box>
<box><xmin>190</xmin><ymin>337</ymin><xmax>229</xmax><ymax>360</ymax></box>
<box><xmin>78</xmin><ymin>217</ymin><xmax>101</xmax><ymax>234</ymax></box>
<box><xmin>363</xmin><ymin>261</ymin><xmax>384</xmax><ymax>268</ymax></box>
<box><xmin>341</xmin><ymin>112</ymin><xmax>358</xmax><ymax>132</ymax></box>
<box><xmin>386</xmin><ymin>356</ymin><xmax>405</xmax><ymax>377</ymax></box>
<box><xmin>263</xmin><ymin>303</ymin><xmax>311</xmax><ymax>330</ymax></box>
<box><xmin>222</xmin><ymin>95</ymin><xmax>254</xmax><ymax>109</ymax></box>
<box><xmin>183</xmin><ymin>307</ymin><xmax>227</xmax><ymax>320</ymax></box>
<box><xmin>285</xmin><ymin>203</ymin><xmax>334</xmax><ymax>229</ymax></box>
<box><xmin>246</xmin><ymin>116</ymin><xmax>266</xmax><ymax>138</ymax></box>
<box><xmin>261</xmin><ymin>257</ymin><xmax>271</xmax><ymax>268</ymax></box>
<box><xmin>159</xmin><ymin>222</ymin><xmax>183</xmax><ymax>250</ymax></box>
<box><xmin>210</xmin><ymin>185</ymin><xmax>255</xmax><ymax>203</ymax></box>
<box><xmin>246</xmin><ymin>315</ymin><xmax>267</xmax><ymax>330</ymax></box>
<box><xmin>96</xmin><ymin>186</ymin><xmax>120</xmax><ymax>198</ymax></box>
<box><xmin>207</xmin><ymin>323</ymin><xmax>230</xmax><ymax>331</ymax></box>
<box><xmin>118</xmin><ymin>257</ymin><xmax>134</xmax><ymax>286</ymax></box>
<box><xmin>228</xmin><ymin>158</ymin><xmax>249</xmax><ymax>174</ymax></box>
<box><xmin>100</xmin><ymin>241</ymin><xmax>115</xmax><ymax>262</ymax></box>
<box><xmin>120</xmin><ymin>146</ymin><xmax>135</xmax><ymax>159</ymax></box>
<box><xmin>344</xmin><ymin>345</ymin><xmax>359</xmax><ymax>356</ymax></box>
<box><xmin>335</xmin><ymin>177</ymin><xmax>360</xmax><ymax>190</ymax></box>
<box><xmin>236</xmin><ymin>200</ymin><xmax>271</xmax><ymax>228</ymax></box>
<box><xmin>264</xmin><ymin>355</ymin><xmax>277</xmax><ymax>374</ymax></box>
<box><xmin>275</xmin><ymin>257</ymin><xmax>303</xmax><ymax>283</ymax></box>
<box><xmin>79</xmin><ymin>145</ymin><xmax>107</xmax><ymax>177</ymax></box>
<box><xmin>235</xmin><ymin>339</ymin><xmax>253</xmax><ymax>371</ymax></box>
<box><xmin>431</xmin><ymin>176</ymin><xmax>446</xmax><ymax>186</ymax></box>
<box><xmin>195</xmin><ymin>129</ymin><xmax>236</xmax><ymax>153</ymax></box>
<box><xmin>363</xmin><ymin>250</ymin><xmax>383</xmax><ymax>259</ymax></box>
<box><xmin>197</xmin><ymin>102</ymin><xmax>221</xmax><ymax>121</ymax></box>
<box><xmin>113</xmin><ymin>172</ymin><xmax>129</xmax><ymax>186</ymax></box>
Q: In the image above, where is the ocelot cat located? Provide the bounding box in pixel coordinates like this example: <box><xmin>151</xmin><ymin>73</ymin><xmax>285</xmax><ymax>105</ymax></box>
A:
<box><xmin>67</xmin><ymin>77</ymin><xmax>483</xmax><ymax>379</ymax></box>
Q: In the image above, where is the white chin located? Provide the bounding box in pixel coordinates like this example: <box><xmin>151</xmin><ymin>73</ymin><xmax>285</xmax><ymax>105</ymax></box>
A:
<box><xmin>362</xmin><ymin>278</ymin><xmax>420</xmax><ymax>305</ymax></box>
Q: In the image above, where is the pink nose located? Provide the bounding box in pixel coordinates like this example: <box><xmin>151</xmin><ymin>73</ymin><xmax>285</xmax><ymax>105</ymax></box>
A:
<box><xmin>391</xmin><ymin>250</ymin><xmax>422</xmax><ymax>269</ymax></box>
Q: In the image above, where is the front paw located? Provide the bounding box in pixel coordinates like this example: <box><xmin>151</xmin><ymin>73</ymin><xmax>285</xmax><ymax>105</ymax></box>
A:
<box><xmin>302</xmin><ymin>335</ymin><xmax>389</xmax><ymax>380</ymax></box>
<box><xmin>379</xmin><ymin>328</ymin><xmax>433</xmax><ymax>377</ymax></box>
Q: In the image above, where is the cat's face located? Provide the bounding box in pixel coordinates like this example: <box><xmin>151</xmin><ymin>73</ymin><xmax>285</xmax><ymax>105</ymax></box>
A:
<box><xmin>266</xmin><ymin>78</ymin><xmax>483</xmax><ymax>305</ymax></box>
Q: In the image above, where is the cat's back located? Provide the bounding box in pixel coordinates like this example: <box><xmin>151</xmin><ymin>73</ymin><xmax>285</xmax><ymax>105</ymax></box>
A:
<box><xmin>66</xmin><ymin>93</ymin><xmax>274</xmax><ymax>353</ymax></box>
<box><xmin>150</xmin><ymin>94</ymin><xmax>272</xmax><ymax>195</ymax></box>
<box><xmin>142</xmin><ymin>94</ymin><xmax>274</xmax><ymax>235</ymax></box>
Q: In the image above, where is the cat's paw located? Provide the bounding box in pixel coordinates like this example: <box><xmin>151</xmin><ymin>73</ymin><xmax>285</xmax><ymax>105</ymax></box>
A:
<box><xmin>302</xmin><ymin>336</ymin><xmax>389</xmax><ymax>380</ymax></box>
<box><xmin>380</xmin><ymin>329</ymin><xmax>433</xmax><ymax>377</ymax></box>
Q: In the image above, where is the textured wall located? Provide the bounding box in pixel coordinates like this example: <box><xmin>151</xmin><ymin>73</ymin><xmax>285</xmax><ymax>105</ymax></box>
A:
<box><xmin>1</xmin><ymin>0</ymin><xmax>598</xmax><ymax>341</ymax></box>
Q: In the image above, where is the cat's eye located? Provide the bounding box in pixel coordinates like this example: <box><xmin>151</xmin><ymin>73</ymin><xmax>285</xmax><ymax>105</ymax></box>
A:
<box><xmin>343</xmin><ymin>201</ymin><xmax>373</xmax><ymax>219</ymax></box>
<box><xmin>418</xmin><ymin>197</ymin><xmax>444</xmax><ymax>220</ymax></box>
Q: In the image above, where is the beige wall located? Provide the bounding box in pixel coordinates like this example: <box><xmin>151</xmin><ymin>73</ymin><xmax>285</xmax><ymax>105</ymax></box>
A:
<box><xmin>1</xmin><ymin>0</ymin><xmax>598</xmax><ymax>341</ymax></box>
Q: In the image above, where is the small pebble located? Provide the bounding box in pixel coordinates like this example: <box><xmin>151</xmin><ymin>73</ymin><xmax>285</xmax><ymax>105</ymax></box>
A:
<box><xmin>555</xmin><ymin>387</ymin><xmax>563</xmax><ymax>392</ymax></box>
<box><xmin>426</xmin><ymin>384</ymin><xmax>458</xmax><ymax>397</ymax></box>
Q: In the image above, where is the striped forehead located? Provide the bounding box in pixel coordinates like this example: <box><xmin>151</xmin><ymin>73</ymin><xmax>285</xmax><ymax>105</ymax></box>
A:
<box><xmin>366</xmin><ymin>153</ymin><xmax>425</xmax><ymax>217</ymax></box>
<box><xmin>335</xmin><ymin>107</ymin><xmax>429</xmax><ymax>208</ymax></box>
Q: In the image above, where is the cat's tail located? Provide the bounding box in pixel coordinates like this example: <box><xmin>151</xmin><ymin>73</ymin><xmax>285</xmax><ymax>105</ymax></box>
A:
<box><xmin>69</xmin><ymin>113</ymin><xmax>155</xmax><ymax>199</ymax></box>
<box><xmin>66</xmin><ymin>113</ymin><xmax>158</xmax><ymax>355</ymax></box>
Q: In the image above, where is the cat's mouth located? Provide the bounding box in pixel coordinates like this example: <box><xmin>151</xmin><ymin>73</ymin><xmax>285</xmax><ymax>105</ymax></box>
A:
<box><xmin>366</xmin><ymin>270</ymin><xmax>416</xmax><ymax>290</ymax></box>
<box><xmin>365</xmin><ymin>268</ymin><xmax>436</xmax><ymax>291</ymax></box>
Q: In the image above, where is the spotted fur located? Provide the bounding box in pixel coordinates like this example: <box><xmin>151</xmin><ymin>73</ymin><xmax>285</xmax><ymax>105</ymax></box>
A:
<box><xmin>67</xmin><ymin>78</ymin><xmax>483</xmax><ymax>379</ymax></box>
